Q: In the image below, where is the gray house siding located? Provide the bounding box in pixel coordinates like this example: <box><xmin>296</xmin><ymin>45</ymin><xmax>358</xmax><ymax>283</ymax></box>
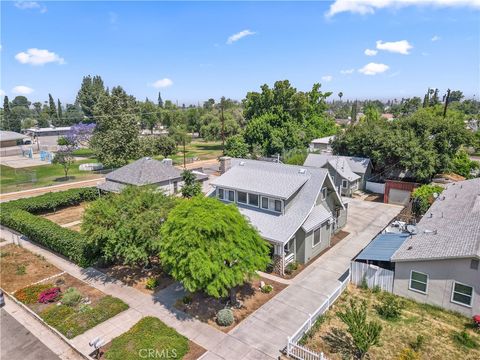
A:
<box><xmin>357</xmin><ymin>163</ymin><xmax>372</xmax><ymax>189</ymax></box>
<box><xmin>393</xmin><ymin>258</ymin><xmax>480</xmax><ymax>317</ymax></box>
<box><xmin>324</xmin><ymin>163</ymin><xmax>359</xmax><ymax>196</ymax></box>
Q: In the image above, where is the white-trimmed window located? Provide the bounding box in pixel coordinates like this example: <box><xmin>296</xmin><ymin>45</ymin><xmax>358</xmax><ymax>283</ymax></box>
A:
<box><xmin>313</xmin><ymin>227</ymin><xmax>321</xmax><ymax>246</ymax></box>
<box><xmin>274</xmin><ymin>199</ymin><xmax>282</xmax><ymax>212</ymax></box>
<box><xmin>321</xmin><ymin>187</ymin><xmax>327</xmax><ymax>200</ymax></box>
<box><xmin>248</xmin><ymin>193</ymin><xmax>259</xmax><ymax>207</ymax></box>
<box><xmin>342</xmin><ymin>179</ymin><xmax>348</xmax><ymax>189</ymax></box>
<box><xmin>451</xmin><ymin>282</ymin><xmax>473</xmax><ymax>307</ymax></box>
<box><xmin>409</xmin><ymin>271</ymin><xmax>428</xmax><ymax>294</ymax></box>
<box><xmin>237</xmin><ymin>191</ymin><xmax>247</xmax><ymax>204</ymax></box>
<box><xmin>217</xmin><ymin>188</ymin><xmax>224</xmax><ymax>200</ymax></box>
<box><xmin>261</xmin><ymin>196</ymin><xmax>269</xmax><ymax>209</ymax></box>
<box><xmin>227</xmin><ymin>190</ymin><xmax>235</xmax><ymax>202</ymax></box>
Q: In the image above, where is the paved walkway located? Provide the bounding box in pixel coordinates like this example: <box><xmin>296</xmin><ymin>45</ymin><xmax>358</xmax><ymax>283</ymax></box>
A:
<box><xmin>203</xmin><ymin>199</ymin><xmax>403</xmax><ymax>360</ymax></box>
<box><xmin>2</xmin><ymin>299</ymin><xmax>83</xmax><ymax>360</ymax></box>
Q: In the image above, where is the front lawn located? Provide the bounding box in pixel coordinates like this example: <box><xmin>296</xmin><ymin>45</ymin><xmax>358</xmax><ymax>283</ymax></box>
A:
<box><xmin>301</xmin><ymin>285</ymin><xmax>480</xmax><ymax>360</ymax></box>
<box><xmin>102</xmin><ymin>317</ymin><xmax>204</xmax><ymax>360</ymax></box>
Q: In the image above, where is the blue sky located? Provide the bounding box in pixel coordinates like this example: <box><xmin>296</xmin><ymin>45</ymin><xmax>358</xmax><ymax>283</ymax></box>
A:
<box><xmin>1</xmin><ymin>1</ymin><xmax>479</xmax><ymax>104</ymax></box>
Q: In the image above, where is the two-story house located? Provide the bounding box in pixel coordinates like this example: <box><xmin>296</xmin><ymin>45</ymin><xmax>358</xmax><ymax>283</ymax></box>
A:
<box><xmin>210</xmin><ymin>157</ymin><xmax>348</xmax><ymax>275</ymax></box>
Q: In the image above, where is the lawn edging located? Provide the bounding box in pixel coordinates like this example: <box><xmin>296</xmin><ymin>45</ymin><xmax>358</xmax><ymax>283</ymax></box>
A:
<box><xmin>2</xmin><ymin>289</ymin><xmax>90</xmax><ymax>360</ymax></box>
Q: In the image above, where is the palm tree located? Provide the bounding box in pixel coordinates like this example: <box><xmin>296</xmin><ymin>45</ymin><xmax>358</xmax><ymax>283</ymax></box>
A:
<box><xmin>338</xmin><ymin>92</ymin><xmax>343</xmax><ymax>102</ymax></box>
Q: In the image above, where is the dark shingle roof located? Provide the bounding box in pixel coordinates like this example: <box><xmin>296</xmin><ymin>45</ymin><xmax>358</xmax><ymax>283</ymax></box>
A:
<box><xmin>106</xmin><ymin>157</ymin><xmax>182</xmax><ymax>186</ymax></box>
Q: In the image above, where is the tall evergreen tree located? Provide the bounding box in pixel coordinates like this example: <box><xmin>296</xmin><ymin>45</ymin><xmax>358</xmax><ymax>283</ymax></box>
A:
<box><xmin>90</xmin><ymin>86</ymin><xmax>140</xmax><ymax>167</ymax></box>
<box><xmin>157</xmin><ymin>91</ymin><xmax>164</xmax><ymax>108</ymax></box>
<box><xmin>2</xmin><ymin>96</ymin><xmax>10</xmax><ymax>130</ymax></box>
<box><xmin>57</xmin><ymin>99</ymin><xmax>63</xmax><ymax>125</ymax></box>
<box><xmin>76</xmin><ymin>75</ymin><xmax>107</xmax><ymax>121</ymax></box>
<box><xmin>351</xmin><ymin>100</ymin><xmax>358</xmax><ymax>122</ymax></box>
<box><xmin>48</xmin><ymin>94</ymin><xmax>58</xmax><ymax>125</ymax></box>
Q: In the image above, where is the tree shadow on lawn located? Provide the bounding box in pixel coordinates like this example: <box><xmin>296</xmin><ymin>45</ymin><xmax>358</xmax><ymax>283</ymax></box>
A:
<box><xmin>53</xmin><ymin>176</ymin><xmax>76</xmax><ymax>182</ymax></box>
<box><xmin>322</xmin><ymin>328</ymin><xmax>357</xmax><ymax>359</ymax></box>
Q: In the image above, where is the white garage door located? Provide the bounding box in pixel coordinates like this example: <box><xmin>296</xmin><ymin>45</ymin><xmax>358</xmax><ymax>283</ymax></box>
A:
<box><xmin>388</xmin><ymin>189</ymin><xmax>410</xmax><ymax>205</ymax></box>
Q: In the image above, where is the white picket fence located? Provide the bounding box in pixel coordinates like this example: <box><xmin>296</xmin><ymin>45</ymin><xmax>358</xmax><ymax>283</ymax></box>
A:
<box><xmin>286</xmin><ymin>273</ymin><xmax>351</xmax><ymax>360</ymax></box>
<box><xmin>350</xmin><ymin>261</ymin><xmax>394</xmax><ymax>293</ymax></box>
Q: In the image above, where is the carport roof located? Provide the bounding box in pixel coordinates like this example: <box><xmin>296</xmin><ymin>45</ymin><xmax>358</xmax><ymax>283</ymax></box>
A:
<box><xmin>356</xmin><ymin>233</ymin><xmax>410</xmax><ymax>262</ymax></box>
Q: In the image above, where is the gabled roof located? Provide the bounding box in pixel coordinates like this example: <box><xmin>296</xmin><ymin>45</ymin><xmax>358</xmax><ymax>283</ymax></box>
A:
<box><xmin>211</xmin><ymin>159</ymin><xmax>342</xmax><ymax>244</ymax></box>
<box><xmin>392</xmin><ymin>178</ymin><xmax>480</xmax><ymax>262</ymax></box>
<box><xmin>327</xmin><ymin>159</ymin><xmax>361</xmax><ymax>182</ymax></box>
<box><xmin>210</xmin><ymin>160</ymin><xmax>309</xmax><ymax>199</ymax></box>
<box><xmin>106</xmin><ymin>157</ymin><xmax>182</xmax><ymax>186</ymax></box>
<box><xmin>356</xmin><ymin>233</ymin><xmax>410</xmax><ymax>262</ymax></box>
<box><xmin>302</xmin><ymin>204</ymin><xmax>332</xmax><ymax>232</ymax></box>
<box><xmin>304</xmin><ymin>153</ymin><xmax>371</xmax><ymax>175</ymax></box>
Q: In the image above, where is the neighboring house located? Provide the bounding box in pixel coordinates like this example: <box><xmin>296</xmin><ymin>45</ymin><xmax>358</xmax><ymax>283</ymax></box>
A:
<box><xmin>309</xmin><ymin>135</ymin><xmax>335</xmax><ymax>153</ymax></box>
<box><xmin>97</xmin><ymin>157</ymin><xmax>208</xmax><ymax>194</ymax></box>
<box><xmin>304</xmin><ymin>153</ymin><xmax>372</xmax><ymax>197</ymax></box>
<box><xmin>391</xmin><ymin>178</ymin><xmax>480</xmax><ymax>316</ymax></box>
<box><xmin>381</xmin><ymin>113</ymin><xmax>395</xmax><ymax>121</ymax></box>
<box><xmin>210</xmin><ymin>157</ymin><xmax>348</xmax><ymax>275</ymax></box>
<box><xmin>0</xmin><ymin>131</ymin><xmax>30</xmax><ymax>148</ymax></box>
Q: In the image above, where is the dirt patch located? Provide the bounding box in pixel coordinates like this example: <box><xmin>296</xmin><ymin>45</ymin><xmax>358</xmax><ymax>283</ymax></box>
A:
<box><xmin>40</xmin><ymin>203</ymin><xmax>86</xmax><ymax>226</ymax></box>
<box><xmin>97</xmin><ymin>260</ymin><xmax>174</xmax><ymax>295</ymax></box>
<box><xmin>364</xmin><ymin>194</ymin><xmax>384</xmax><ymax>202</ymax></box>
<box><xmin>0</xmin><ymin>244</ymin><xmax>62</xmax><ymax>293</ymax></box>
<box><xmin>302</xmin><ymin>285</ymin><xmax>480</xmax><ymax>360</ymax></box>
<box><xmin>176</xmin><ymin>277</ymin><xmax>287</xmax><ymax>332</ymax></box>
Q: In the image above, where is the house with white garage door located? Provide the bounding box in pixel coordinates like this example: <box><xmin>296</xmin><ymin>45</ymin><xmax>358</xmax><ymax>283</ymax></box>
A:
<box><xmin>391</xmin><ymin>178</ymin><xmax>480</xmax><ymax>317</ymax></box>
<box><xmin>210</xmin><ymin>157</ymin><xmax>348</xmax><ymax>275</ymax></box>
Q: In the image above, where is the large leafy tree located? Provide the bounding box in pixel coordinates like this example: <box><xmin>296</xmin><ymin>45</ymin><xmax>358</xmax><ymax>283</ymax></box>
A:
<box><xmin>76</xmin><ymin>75</ymin><xmax>107</xmax><ymax>120</ymax></box>
<box><xmin>52</xmin><ymin>148</ymin><xmax>75</xmax><ymax>179</ymax></box>
<box><xmin>224</xmin><ymin>134</ymin><xmax>249</xmax><ymax>158</ymax></box>
<box><xmin>90</xmin><ymin>86</ymin><xmax>140</xmax><ymax>168</ymax></box>
<box><xmin>82</xmin><ymin>186</ymin><xmax>178</xmax><ymax>266</ymax></box>
<box><xmin>180</xmin><ymin>170</ymin><xmax>202</xmax><ymax>198</ymax></box>
<box><xmin>159</xmin><ymin>197</ymin><xmax>270</xmax><ymax>302</ymax></box>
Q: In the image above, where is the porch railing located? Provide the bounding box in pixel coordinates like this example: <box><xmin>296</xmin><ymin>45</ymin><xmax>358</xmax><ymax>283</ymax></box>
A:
<box><xmin>284</xmin><ymin>252</ymin><xmax>295</xmax><ymax>265</ymax></box>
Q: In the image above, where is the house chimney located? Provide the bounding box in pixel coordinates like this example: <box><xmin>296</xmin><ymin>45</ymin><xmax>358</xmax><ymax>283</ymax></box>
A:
<box><xmin>162</xmin><ymin>158</ymin><xmax>173</xmax><ymax>166</ymax></box>
<box><xmin>219</xmin><ymin>156</ymin><xmax>232</xmax><ymax>174</ymax></box>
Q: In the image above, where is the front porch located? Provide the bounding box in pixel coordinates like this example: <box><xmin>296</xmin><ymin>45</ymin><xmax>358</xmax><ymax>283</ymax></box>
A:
<box><xmin>270</xmin><ymin>238</ymin><xmax>297</xmax><ymax>276</ymax></box>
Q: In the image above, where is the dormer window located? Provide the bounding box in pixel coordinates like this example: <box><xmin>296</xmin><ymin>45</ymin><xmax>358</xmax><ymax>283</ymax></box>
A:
<box><xmin>274</xmin><ymin>200</ymin><xmax>282</xmax><ymax>212</ymax></box>
<box><xmin>321</xmin><ymin>187</ymin><xmax>327</xmax><ymax>200</ymax></box>
<box><xmin>261</xmin><ymin>197</ymin><xmax>269</xmax><ymax>209</ymax></box>
<box><xmin>237</xmin><ymin>191</ymin><xmax>247</xmax><ymax>204</ymax></box>
<box><xmin>218</xmin><ymin>188</ymin><xmax>224</xmax><ymax>200</ymax></box>
<box><xmin>248</xmin><ymin>193</ymin><xmax>259</xmax><ymax>207</ymax></box>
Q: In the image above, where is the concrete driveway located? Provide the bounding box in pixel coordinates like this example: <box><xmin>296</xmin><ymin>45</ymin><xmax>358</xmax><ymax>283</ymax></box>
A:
<box><xmin>218</xmin><ymin>199</ymin><xmax>403</xmax><ymax>359</ymax></box>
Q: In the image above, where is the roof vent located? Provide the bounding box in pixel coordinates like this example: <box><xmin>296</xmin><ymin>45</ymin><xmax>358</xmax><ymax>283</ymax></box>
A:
<box><xmin>407</xmin><ymin>246</ymin><xmax>413</xmax><ymax>250</ymax></box>
<box><xmin>145</xmin><ymin>157</ymin><xmax>151</xmax><ymax>160</ymax></box>
<box><xmin>239</xmin><ymin>161</ymin><xmax>246</xmax><ymax>166</ymax></box>
<box><xmin>299</xmin><ymin>168</ymin><xmax>307</xmax><ymax>174</ymax></box>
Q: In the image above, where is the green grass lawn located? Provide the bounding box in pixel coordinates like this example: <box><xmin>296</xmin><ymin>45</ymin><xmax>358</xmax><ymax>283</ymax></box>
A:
<box><xmin>104</xmin><ymin>317</ymin><xmax>189</xmax><ymax>360</ymax></box>
<box><xmin>157</xmin><ymin>140</ymin><xmax>223</xmax><ymax>164</ymax></box>
<box><xmin>0</xmin><ymin>159</ymin><xmax>102</xmax><ymax>194</ymax></box>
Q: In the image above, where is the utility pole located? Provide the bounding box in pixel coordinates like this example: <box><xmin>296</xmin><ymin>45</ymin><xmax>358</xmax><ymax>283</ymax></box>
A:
<box><xmin>183</xmin><ymin>136</ymin><xmax>186</xmax><ymax>169</ymax></box>
<box><xmin>443</xmin><ymin>89</ymin><xmax>451</xmax><ymax>118</ymax></box>
<box><xmin>220</xmin><ymin>96</ymin><xmax>225</xmax><ymax>155</ymax></box>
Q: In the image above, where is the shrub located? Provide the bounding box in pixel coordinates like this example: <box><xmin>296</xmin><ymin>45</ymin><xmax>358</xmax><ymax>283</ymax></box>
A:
<box><xmin>16</xmin><ymin>264</ymin><xmax>27</xmax><ymax>275</ymax></box>
<box><xmin>182</xmin><ymin>295</ymin><xmax>192</xmax><ymax>305</ymax></box>
<box><xmin>61</xmin><ymin>287</ymin><xmax>83</xmax><ymax>307</ymax></box>
<box><xmin>409</xmin><ymin>334</ymin><xmax>426</xmax><ymax>352</ymax></box>
<box><xmin>375</xmin><ymin>292</ymin><xmax>405</xmax><ymax>320</ymax></box>
<box><xmin>360</xmin><ymin>276</ymin><xmax>369</xmax><ymax>290</ymax></box>
<box><xmin>15</xmin><ymin>284</ymin><xmax>53</xmax><ymax>304</ymax></box>
<box><xmin>38</xmin><ymin>287</ymin><xmax>61</xmax><ymax>304</ymax></box>
<box><xmin>412</xmin><ymin>184</ymin><xmax>444</xmax><ymax>216</ymax></box>
<box><xmin>145</xmin><ymin>277</ymin><xmax>159</xmax><ymax>290</ymax></box>
<box><xmin>261</xmin><ymin>284</ymin><xmax>273</xmax><ymax>293</ymax></box>
<box><xmin>216</xmin><ymin>308</ymin><xmax>234</xmax><ymax>327</ymax></box>
<box><xmin>372</xmin><ymin>285</ymin><xmax>381</xmax><ymax>294</ymax></box>
<box><xmin>452</xmin><ymin>330</ymin><xmax>479</xmax><ymax>349</ymax></box>
<box><xmin>285</xmin><ymin>261</ymin><xmax>299</xmax><ymax>275</ymax></box>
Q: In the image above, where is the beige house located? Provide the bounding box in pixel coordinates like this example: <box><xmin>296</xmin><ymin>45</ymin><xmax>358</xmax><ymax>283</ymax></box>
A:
<box><xmin>391</xmin><ymin>178</ymin><xmax>480</xmax><ymax>317</ymax></box>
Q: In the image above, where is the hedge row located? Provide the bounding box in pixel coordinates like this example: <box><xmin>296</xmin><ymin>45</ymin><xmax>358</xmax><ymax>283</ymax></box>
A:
<box><xmin>3</xmin><ymin>188</ymin><xmax>99</xmax><ymax>214</ymax></box>
<box><xmin>0</xmin><ymin>188</ymin><xmax>100</xmax><ymax>267</ymax></box>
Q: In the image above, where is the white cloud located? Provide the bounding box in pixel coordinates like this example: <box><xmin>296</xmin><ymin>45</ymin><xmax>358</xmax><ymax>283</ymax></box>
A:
<box><xmin>14</xmin><ymin>1</ymin><xmax>47</xmax><ymax>13</ymax></box>
<box><xmin>321</xmin><ymin>75</ymin><xmax>333</xmax><ymax>82</ymax></box>
<box><xmin>340</xmin><ymin>68</ymin><xmax>355</xmax><ymax>75</ymax></box>
<box><xmin>358</xmin><ymin>63</ymin><xmax>389</xmax><ymax>75</ymax></box>
<box><xmin>15</xmin><ymin>48</ymin><xmax>65</xmax><ymax>66</ymax></box>
<box><xmin>0</xmin><ymin>89</ymin><xmax>5</xmax><ymax>97</ymax></box>
<box><xmin>376</xmin><ymin>40</ymin><xmax>412</xmax><ymax>54</ymax></box>
<box><xmin>12</xmin><ymin>85</ymin><xmax>34</xmax><ymax>95</ymax></box>
<box><xmin>431</xmin><ymin>35</ymin><xmax>441</xmax><ymax>41</ymax></box>
<box><xmin>151</xmin><ymin>78</ymin><xmax>173</xmax><ymax>88</ymax></box>
<box><xmin>364</xmin><ymin>48</ymin><xmax>378</xmax><ymax>56</ymax></box>
<box><xmin>226</xmin><ymin>30</ymin><xmax>256</xmax><ymax>44</ymax></box>
<box><xmin>326</xmin><ymin>0</ymin><xmax>480</xmax><ymax>17</ymax></box>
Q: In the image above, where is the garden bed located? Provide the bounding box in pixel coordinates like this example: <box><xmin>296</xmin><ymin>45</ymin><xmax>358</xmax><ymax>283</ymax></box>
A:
<box><xmin>96</xmin><ymin>317</ymin><xmax>206</xmax><ymax>360</ymax></box>
<box><xmin>300</xmin><ymin>285</ymin><xmax>480</xmax><ymax>360</ymax></box>
<box><xmin>0</xmin><ymin>243</ymin><xmax>63</xmax><ymax>293</ymax></box>
<box><xmin>40</xmin><ymin>203</ymin><xmax>87</xmax><ymax>228</ymax></box>
<box><xmin>2</xmin><ymin>245</ymin><xmax>129</xmax><ymax>339</ymax></box>
<box><xmin>175</xmin><ymin>277</ymin><xmax>287</xmax><ymax>332</ymax></box>
<box><xmin>97</xmin><ymin>259</ymin><xmax>174</xmax><ymax>294</ymax></box>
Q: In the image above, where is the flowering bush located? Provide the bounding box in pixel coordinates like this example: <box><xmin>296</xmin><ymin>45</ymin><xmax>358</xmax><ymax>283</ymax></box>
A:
<box><xmin>38</xmin><ymin>287</ymin><xmax>61</xmax><ymax>304</ymax></box>
<box><xmin>15</xmin><ymin>284</ymin><xmax>53</xmax><ymax>304</ymax></box>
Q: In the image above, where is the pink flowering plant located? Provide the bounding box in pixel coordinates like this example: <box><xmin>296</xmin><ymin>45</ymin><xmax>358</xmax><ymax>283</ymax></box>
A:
<box><xmin>38</xmin><ymin>287</ymin><xmax>61</xmax><ymax>304</ymax></box>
